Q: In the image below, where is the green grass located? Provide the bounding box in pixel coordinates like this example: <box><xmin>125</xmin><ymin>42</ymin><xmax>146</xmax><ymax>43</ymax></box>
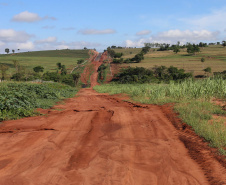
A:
<box><xmin>114</xmin><ymin>45</ymin><xmax>226</xmax><ymax>76</ymax></box>
<box><xmin>94</xmin><ymin>78</ymin><xmax>226</xmax><ymax>155</ymax></box>
<box><xmin>0</xmin><ymin>49</ymin><xmax>89</xmax><ymax>76</ymax></box>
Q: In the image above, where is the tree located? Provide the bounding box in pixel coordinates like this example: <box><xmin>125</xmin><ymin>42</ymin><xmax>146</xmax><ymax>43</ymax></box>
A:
<box><xmin>133</xmin><ymin>53</ymin><xmax>144</xmax><ymax>63</ymax></box>
<box><xmin>77</xmin><ymin>59</ymin><xmax>84</xmax><ymax>64</ymax></box>
<box><xmin>84</xmin><ymin>47</ymin><xmax>87</xmax><ymax>50</ymax></box>
<box><xmin>187</xmin><ymin>44</ymin><xmax>200</xmax><ymax>55</ymax></box>
<box><xmin>107</xmin><ymin>47</ymin><xmax>116</xmax><ymax>58</ymax></box>
<box><xmin>72</xmin><ymin>73</ymin><xmax>80</xmax><ymax>86</ymax></box>
<box><xmin>33</xmin><ymin>66</ymin><xmax>44</xmax><ymax>73</ymax></box>
<box><xmin>13</xmin><ymin>60</ymin><xmax>20</xmax><ymax>73</ymax></box>
<box><xmin>60</xmin><ymin>65</ymin><xmax>67</xmax><ymax>75</ymax></box>
<box><xmin>0</xmin><ymin>64</ymin><xmax>9</xmax><ymax>80</ymax></box>
<box><xmin>114</xmin><ymin>53</ymin><xmax>123</xmax><ymax>58</ymax></box>
<box><xmin>201</xmin><ymin>57</ymin><xmax>205</xmax><ymax>70</ymax></box>
<box><xmin>204</xmin><ymin>67</ymin><xmax>211</xmax><ymax>76</ymax></box>
<box><xmin>222</xmin><ymin>41</ymin><xmax>226</xmax><ymax>47</ymax></box>
<box><xmin>201</xmin><ymin>57</ymin><xmax>205</xmax><ymax>63</ymax></box>
<box><xmin>17</xmin><ymin>49</ymin><xmax>20</xmax><ymax>52</ymax></box>
<box><xmin>5</xmin><ymin>48</ymin><xmax>9</xmax><ymax>54</ymax></box>
<box><xmin>56</xmin><ymin>62</ymin><xmax>62</xmax><ymax>69</ymax></box>
<box><xmin>12</xmin><ymin>49</ymin><xmax>15</xmax><ymax>53</ymax></box>
<box><xmin>141</xmin><ymin>46</ymin><xmax>150</xmax><ymax>54</ymax></box>
<box><xmin>11</xmin><ymin>73</ymin><xmax>24</xmax><ymax>81</ymax></box>
<box><xmin>173</xmin><ymin>46</ymin><xmax>180</xmax><ymax>54</ymax></box>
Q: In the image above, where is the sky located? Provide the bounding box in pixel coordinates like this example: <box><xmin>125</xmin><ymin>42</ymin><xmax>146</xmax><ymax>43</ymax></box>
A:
<box><xmin>0</xmin><ymin>0</ymin><xmax>226</xmax><ymax>52</ymax></box>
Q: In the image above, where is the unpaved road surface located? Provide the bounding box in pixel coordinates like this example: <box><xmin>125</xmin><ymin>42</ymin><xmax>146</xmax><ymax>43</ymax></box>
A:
<box><xmin>0</xmin><ymin>53</ymin><xmax>225</xmax><ymax>185</ymax></box>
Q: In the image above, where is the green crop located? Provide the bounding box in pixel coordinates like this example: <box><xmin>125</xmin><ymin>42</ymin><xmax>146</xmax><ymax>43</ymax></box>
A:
<box><xmin>0</xmin><ymin>82</ymin><xmax>78</xmax><ymax>120</ymax></box>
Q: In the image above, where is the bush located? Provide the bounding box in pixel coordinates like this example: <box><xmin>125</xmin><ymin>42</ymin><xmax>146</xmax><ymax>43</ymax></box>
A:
<box><xmin>77</xmin><ymin>59</ymin><xmax>84</xmax><ymax>64</ymax></box>
<box><xmin>42</xmin><ymin>72</ymin><xmax>60</xmax><ymax>82</ymax></box>
<box><xmin>112</xmin><ymin>66</ymin><xmax>192</xmax><ymax>84</ymax></box>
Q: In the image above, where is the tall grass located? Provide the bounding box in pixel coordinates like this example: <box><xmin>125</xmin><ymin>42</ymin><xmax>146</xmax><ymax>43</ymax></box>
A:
<box><xmin>94</xmin><ymin>78</ymin><xmax>225</xmax><ymax>103</ymax></box>
<box><xmin>94</xmin><ymin>77</ymin><xmax>226</xmax><ymax>155</ymax></box>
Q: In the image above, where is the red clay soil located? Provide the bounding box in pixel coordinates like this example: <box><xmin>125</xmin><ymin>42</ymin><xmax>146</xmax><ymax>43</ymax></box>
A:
<box><xmin>0</xmin><ymin>54</ymin><xmax>225</xmax><ymax>185</ymax></box>
<box><xmin>80</xmin><ymin>50</ymin><xmax>99</xmax><ymax>85</ymax></box>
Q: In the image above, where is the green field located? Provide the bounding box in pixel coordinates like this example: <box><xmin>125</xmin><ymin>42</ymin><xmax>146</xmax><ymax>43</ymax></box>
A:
<box><xmin>0</xmin><ymin>49</ymin><xmax>89</xmax><ymax>76</ymax></box>
<box><xmin>114</xmin><ymin>45</ymin><xmax>226</xmax><ymax>76</ymax></box>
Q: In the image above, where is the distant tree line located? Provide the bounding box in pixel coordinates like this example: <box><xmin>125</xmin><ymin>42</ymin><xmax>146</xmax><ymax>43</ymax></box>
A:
<box><xmin>109</xmin><ymin>45</ymin><xmax>150</xmax><ymax>64</ymax></box>
<box><xmin>112</xmin><ymin>66</ymin><xmax>192</xmax><ymax>84</ymax></box>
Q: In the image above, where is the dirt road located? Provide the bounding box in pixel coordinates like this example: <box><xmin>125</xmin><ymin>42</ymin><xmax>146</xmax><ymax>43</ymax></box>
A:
<box><xmin>0</xmin><ymin>53</ymin><xmax>225</xmax><ymax>185</ymax></box>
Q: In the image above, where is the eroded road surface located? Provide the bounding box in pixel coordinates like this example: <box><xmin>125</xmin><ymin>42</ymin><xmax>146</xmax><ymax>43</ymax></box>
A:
<box><xmin>0</xmin><ymin>53</ymin><xmax>225</xmax><ymax>185</ymax></box>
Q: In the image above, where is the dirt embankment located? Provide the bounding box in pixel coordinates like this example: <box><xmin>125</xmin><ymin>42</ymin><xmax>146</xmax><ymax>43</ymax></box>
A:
<box><xmin>0</xmin><ymin>52</ymin><xmax>225</xmax><ymax>185</ymax></box>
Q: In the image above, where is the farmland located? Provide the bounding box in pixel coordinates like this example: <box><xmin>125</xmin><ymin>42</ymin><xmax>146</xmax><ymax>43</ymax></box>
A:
<box><xmin>0</xmin><ymin>49</ymin><xmax>89</xmax><ymax>75</ymax></box>
<box><xmin>113</xmin><ymin>45</ymin><xmax>226</xmax><ymax>76</ymax></box>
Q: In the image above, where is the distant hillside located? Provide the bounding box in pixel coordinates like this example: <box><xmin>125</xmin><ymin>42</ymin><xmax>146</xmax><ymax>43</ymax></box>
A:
<box><xmin>113</xmin><ymin>48</ymin><xmax>142</xmax><ymax>58</ymax></box>
<box><xmin>0</xmin><ymin>49</ymin><xmax>90</xmax><ymax>74</ymax></box>
<box><xmin>1</xmin><ymin>49</ymin><xmax>89</xmax><ymax>58</ymax></box>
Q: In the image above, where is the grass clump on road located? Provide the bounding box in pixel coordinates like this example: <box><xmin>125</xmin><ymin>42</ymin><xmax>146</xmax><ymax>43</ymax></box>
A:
<box><xmin>0</xmin><ymin>82</ymin><xmax>78</xmax><ymax>121</ymax></box>
<box><xmin>94</xmin><ymin>77</ymin><xmax>226</xmax><ymax>155</ymax></box>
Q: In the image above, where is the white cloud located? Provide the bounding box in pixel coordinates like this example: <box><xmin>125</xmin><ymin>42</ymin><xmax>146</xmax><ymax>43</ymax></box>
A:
<box><xmin>78</xmin><ymin>29</ymin><xmax>116</xmax><ymax>35</ymax></box>
<box><xmin>35</xmin><ymin>37</ymin><xmax>57</xmax><ymax>44</ymax></box>
<box><xmin>11</xmin><ymin>11</ymin><xmax>56</xmax><ymax>22</ymax></box>
<box><xmin>43</xmin><ymin>16</ymin><xmax>56</xmax><ymax>21</ymax></box>
<box><xmin>155</xmin><ymin>29</ymin><xmax>219</xmax><ymax>43</ymax></box>
<box><xmin>136</xmin><ymin>30</ymin><xmax>151</xmax><ymax>36</ymax></box>
<box><xmin>16</xmin><ymin>41</ymin><xmax>34</xmax><ymax>50</ymax></box>
<box><xmin>180</xmin><ymin>7</ymin><xmax>226</xmax><ymax>31</ymax></box>
<box><xmin>0</xmin><ymin>41</ymin><xmax>5</xmax><ymax>47</ymax></box>
<box><xmin>0</xmin><ymin>29</ymin><xmax>33</xmax><ymax>42</ymax></box>
<box><xmin>33</xmin><ymin>40</ymin><xmax>101</xmax><ymax>50</ymax></box>
<box><xmin>125</xmin><ymin>29</ymin><xmax>219</xmax><ymax>47</ymax></box>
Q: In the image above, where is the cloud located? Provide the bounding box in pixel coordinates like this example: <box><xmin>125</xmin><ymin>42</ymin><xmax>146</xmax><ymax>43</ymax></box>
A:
<box><xmin>16</xmin><ymin>41</ymin><xmax>34</xmax><ymax>50</ymax></box>
<box><xmin>0</xmin><ymin>29</ymin><xmax>33</xmax><ymax>42</ymax></box>
<box><xmin>0</xmin><ymin>41</ymin><xmax>5</xmax><ymax>47</ymax></box>
<box><xmin>155</xmin><ymin>29</ymin><xmax>219</xmax><ymax>43</ymax></box>
<box><xmin>11</xmin><ymin>11</ymin><xmax>56</xmax><ymax>22</ymax></box>
<box><xmin>35</xmin><ymin>37</ymin><xmax>57</xmax><ymax>44</ymax></box>
<box><xmin>42</xmin><ymin>25</ymin><xmax>55</xmax><ymax>29</ymax></box>
<box><xmin>136</xmin><ymin>30</ymin><xmax>151</xmax><ymax>36</ymax></box>
<box><xmin>125</xmin><ymin>29</ymin><xmax>219</xmax><ymax>47</ymax></box>
<box><xmin>33</xmin><ymin>39</ymin><xmax>101</xmax><ymax>50</ymax></box>
<box><xmin>62</xmin><ymin>27</ymin><xmax>76</xmax><ymax>31</ymax></box>
<box><xmin>180</xmin><ymin>7</ymin><xmax>226</xmax><ymax>31</ymax></box>
<box><xmin>78</xmin><ymin>29</ymin><xmax>116</xmax><ymax>35</ymax></box>
<box><xmin>43</xmin><ymin>16</ymin><xmax>57</xmax><ymax>21</ymax></box>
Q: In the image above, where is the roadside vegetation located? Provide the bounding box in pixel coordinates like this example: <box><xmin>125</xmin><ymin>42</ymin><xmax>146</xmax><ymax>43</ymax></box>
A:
<box><xmin>0</xmin><ymin>82</ymin><xmax>78</xmax><ymax>121</ymax></box>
